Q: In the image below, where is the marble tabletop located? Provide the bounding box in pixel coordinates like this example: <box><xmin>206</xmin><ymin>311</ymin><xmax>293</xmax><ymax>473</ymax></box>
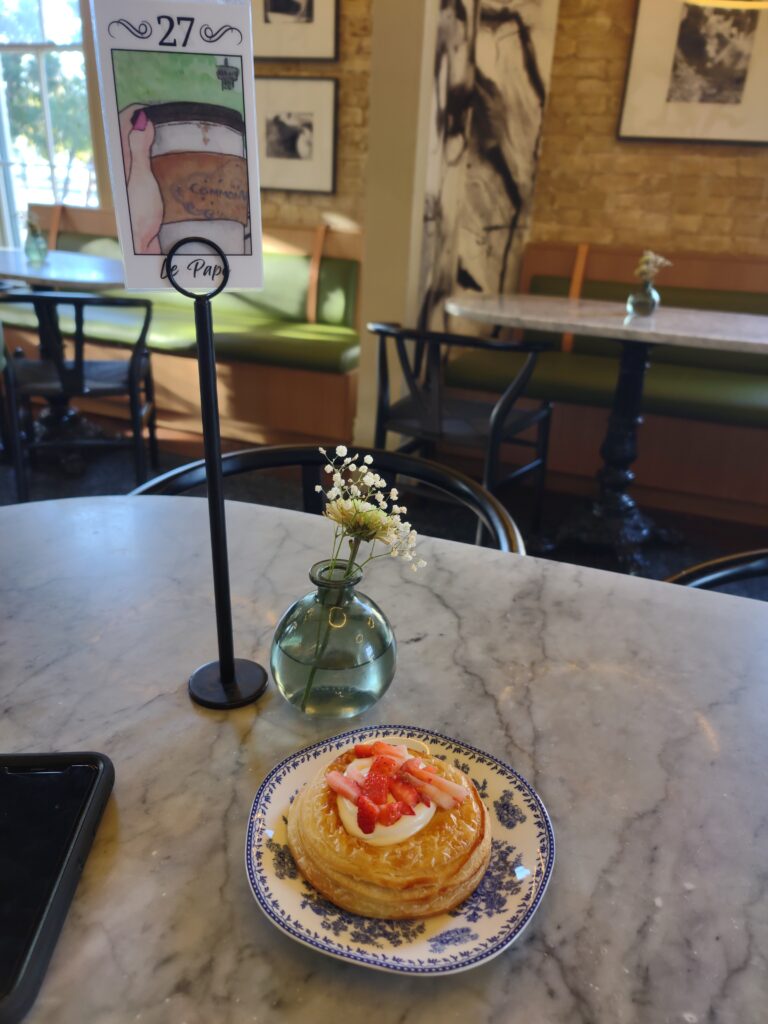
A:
<box><xmin>2</xmin><ymin>495</ymin><xmax>767</xmax><ymax>1024</ymax></box>
<box><xmin>0</xmin><ymin>248</ymin><xmax>124</xmax><ymax>290</ymax></box>
<box><xmin>445</xmin><ymin>293</ymin><xmax>768</xmax><ymax>355</ymax></box>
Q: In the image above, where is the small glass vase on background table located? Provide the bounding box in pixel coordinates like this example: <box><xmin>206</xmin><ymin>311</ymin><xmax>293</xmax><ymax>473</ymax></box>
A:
<box><xmin>271</xmin><ymin>559</ymin><xmax>396</xmax><ymax>718</ymax></box>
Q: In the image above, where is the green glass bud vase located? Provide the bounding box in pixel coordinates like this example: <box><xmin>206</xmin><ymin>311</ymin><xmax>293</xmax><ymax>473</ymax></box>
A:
<box><xmin>24</xmin><ymin>225</ymin><xmax>48</xmax><ymax>266</ymax></box>
<box><xmin>626</xmin><ymin>280</ymin><xmax>660</xmax><ymax>317</ymax></box>
<box><xmin>270</xmin><ymin>560</ymin><xmax>396</xmax><ymax>718</ymax></box>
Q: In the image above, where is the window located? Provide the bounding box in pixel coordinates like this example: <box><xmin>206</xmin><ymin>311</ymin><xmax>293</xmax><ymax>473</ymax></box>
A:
<box><xmin>0</xmin><ymin>0</ymin><xmax>98</xmax><ymax>245</ymax></box>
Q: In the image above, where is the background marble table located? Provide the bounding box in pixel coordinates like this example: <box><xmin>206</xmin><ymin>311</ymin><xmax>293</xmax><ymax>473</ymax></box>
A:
<box><xmin>445</xmin><ymin>293</ymin><xmax>768</xmax><ymax>354</ymax></box>
<box><xmin>0</xmin><ymin>248</ymin><xmax>124</xmax><ymax>290</ymax></box>
<box><xmin>2</xmin><ymin>496</ymin><xmax>767</xmax><ymax>1024</ymax></box>
<box><xmin>447</xmin><ymin>294</ymin><xmax>768</xmax><ymax>572</ymax></box>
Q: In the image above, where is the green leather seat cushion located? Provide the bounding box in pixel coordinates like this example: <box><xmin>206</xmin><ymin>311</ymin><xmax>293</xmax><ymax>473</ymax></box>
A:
<box><xmin>0</xmin><ymin>299</ymin><xmax>359</xmax><ymax>373</ymax></box>
<box><xmin>445</xmin><ymin>349</ymin><xmax>768</xmax><ymax>428</ymax></box>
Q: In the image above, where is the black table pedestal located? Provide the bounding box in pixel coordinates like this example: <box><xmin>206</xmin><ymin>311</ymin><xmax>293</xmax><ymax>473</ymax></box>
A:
<box><xmin>548</xmin><ymin>340</ymin><xmax>677</xmax><ymax>574</ymax></box>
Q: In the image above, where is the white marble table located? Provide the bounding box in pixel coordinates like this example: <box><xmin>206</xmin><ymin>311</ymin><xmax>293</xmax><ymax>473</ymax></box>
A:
<box><xmin>2</xmin><ymin>496</ymin><xmax>767</xmax><ymax>1024</ymax></box>
<box><xmin>0</xmin><ymin>247</ymin><xmax>124</xmax><ymax>290</ymax></box>
<box><xmin>446</xmin><ymin>293</ymin><xmax>768</xmax><ymax>572</ymax></box>
<box><xmin>445</xmin><ymin>294</ymin><xmax>768</xmax><ymax>355</ymax></box>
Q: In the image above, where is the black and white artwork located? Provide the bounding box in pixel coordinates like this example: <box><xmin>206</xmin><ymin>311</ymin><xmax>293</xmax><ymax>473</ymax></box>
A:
<box><xmin>253</xmin><ymin>0</ymin><xmax>336</xmax><ymax>60</ymax></box>
<box><xmin>266</xmin><ymin>112</ymin><xmax>314</xmax><ymax>159</ymax></box>
<box><xmin>265</xmin><ymin>0</ymin><xmax>314</xmax><ymax>24</ymax></box>
<box><xmin>620</xmin><ymin>0</ymin><xmax>768</xmax><ymax>143</ymax></box>
<box><xmin>418</xmin><ymin>0</ymin><xmax>561</xmax><ymax>330</ymax></box>
<box><xmin>257</xmin><ymin>77</ymin><xmax>335</xmax><ymax>191</ymax></box>
<box><xmin>667</xmin><ymin>4</ymin><xmax>758</xmax><ymax>104</ymax></box>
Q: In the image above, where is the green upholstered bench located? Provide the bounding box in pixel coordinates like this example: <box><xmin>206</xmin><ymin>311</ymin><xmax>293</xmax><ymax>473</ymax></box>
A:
<box><xmin>445</xmin><ymin>244</ymin><xmax>768</xmax><ymax>429</ymax></box>
<box><xmin>0</xmin><ymin>251</ymin><xmax>360</xmax><ymax>374</ymax></box>
<box><xmin>1</xmin><ymin>207</ymin><xmax>363</xmax><ymax>444</ymax></box>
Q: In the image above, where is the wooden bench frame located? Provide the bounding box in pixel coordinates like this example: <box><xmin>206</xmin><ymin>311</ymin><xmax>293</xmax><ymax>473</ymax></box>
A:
<box><xmin>8</xmin><ymin>206</ymin><xmax>363</xmax><ymax>446</ymax></box>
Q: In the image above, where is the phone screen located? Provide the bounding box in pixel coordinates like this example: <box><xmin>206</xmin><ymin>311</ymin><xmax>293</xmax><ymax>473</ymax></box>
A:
<box><xmin>0</xmin><ymin>764</ymin><xmax>98</xmax><ymax>997</ymax></box>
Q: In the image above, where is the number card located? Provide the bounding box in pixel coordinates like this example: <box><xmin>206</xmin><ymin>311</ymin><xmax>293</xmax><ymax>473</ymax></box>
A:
<box><xmin>90</xmin><ymin>0</ymin><xmax>263</xmax><ymax>291</ymax></box>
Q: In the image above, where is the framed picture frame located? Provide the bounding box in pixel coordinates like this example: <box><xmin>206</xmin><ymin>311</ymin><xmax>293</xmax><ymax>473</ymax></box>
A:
<box><xmin>252</xmin><ymin>0</ymin><xmax>339</xmax><ymax>62</ymax></box>
<box><xmin>256</xmin><ymin>77</ymin><xmax>337</xmax><ymax>192</ymax></box>
<box><xmin>619</xmin><ymin>0</ymin><xmax>768</xmax><ymax>144</ymax></box>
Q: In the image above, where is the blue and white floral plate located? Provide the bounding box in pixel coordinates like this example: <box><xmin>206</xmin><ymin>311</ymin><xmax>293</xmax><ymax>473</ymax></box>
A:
<box><xmin>245</xmin><ymin>725</ymin><xmax>555</xmax><ymax>975</ymax></box>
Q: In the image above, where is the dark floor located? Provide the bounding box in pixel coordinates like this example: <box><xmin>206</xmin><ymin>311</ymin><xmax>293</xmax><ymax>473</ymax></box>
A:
<box><xmin>1</xmin><ymin>443</ymin><xmax>765</xmax><ymax>601</ymax></box>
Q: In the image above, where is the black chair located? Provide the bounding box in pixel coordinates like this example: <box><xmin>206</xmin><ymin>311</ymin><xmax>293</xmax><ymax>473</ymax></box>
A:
<box><xmin>131</xmin><ymin>444</ymin><xmax>525</xmax><ymax>554</ymax></box>
<box><xmin>666</xmin><ymin>550</ymin><xmax>768</xmax><ymax>594</ymax></box>
<box><xmin>1</xmin><ymin>291</ymin><xmax>158</xmax><ymax>501</ymax></box>
<box><xmin>368</xmin><ymin>322</ymin><xmax>552</xmax><ymax>531</ymax></box>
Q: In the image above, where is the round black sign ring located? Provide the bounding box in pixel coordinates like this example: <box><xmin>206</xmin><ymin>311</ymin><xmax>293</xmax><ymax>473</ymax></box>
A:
<box><xmin>163</xmin><ymin>236</ymin><xmax>231</xmax><ymax>301</ymax></box>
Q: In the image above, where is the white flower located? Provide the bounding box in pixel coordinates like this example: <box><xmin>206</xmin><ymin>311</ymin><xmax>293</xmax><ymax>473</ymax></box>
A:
<box><xmin>318</xmin><ymin>447</ymin><xmax>326</xmax><ymax>455</ymax></box>
<box><xmin>416</xmin><ymin>559</ymin><xmax>427</xmax><ymax>568</ymax></box>
<box><xmin>336</xmin><ymin>445</ymin><xmax>348</xmax><ymax>457</ymax></box>
<box><xmin>314</xmin><ymin>485</ymin><xmax>323</xmax><ymax>493</ymax></box>
<box><xmin>327</xmin><ymin>487</ymin><xmax>340</xmax><ymax>500</ymax></box>
<box><xmin>350</xmin><ymin>484</ymin><xmax>360</xmax><ymax>497</ymax></box>
<box><xmin>362</xmin><ymin>472</ymin><xmax>374</xmax><ymax>487</ymax></box>
<box><xmin>389</xmin><ymin>488</ymin><xmax>398</xmax><ymax>500</ymax></box>
<box><xmin>363</xmin><ymin>454</ymin><xmax>373</xmax><ymax>465</ymax></box>
<box><xmin>324</xmin><ymin>465</ymin><xmax>333</xmax><ymax>474</ymax></box>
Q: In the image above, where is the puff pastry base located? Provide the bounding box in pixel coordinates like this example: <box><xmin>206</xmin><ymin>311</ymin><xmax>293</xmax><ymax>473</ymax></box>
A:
<box><xmin>287</xmin><ymin>748</ymin><xmax>492</xmax><ymax>919</ymax></box>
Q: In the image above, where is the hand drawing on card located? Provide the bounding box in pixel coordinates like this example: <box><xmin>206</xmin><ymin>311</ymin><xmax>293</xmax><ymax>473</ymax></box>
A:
<box><xmin>112</xmin><ymin>50</ymin><xmax>252</xmax><ymax>257</ymax></box>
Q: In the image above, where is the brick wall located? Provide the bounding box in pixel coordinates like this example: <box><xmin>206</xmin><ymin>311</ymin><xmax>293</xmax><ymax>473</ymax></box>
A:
<box><xmin>529</xmin><ymin>0</ymin><xmax>768</xmax><ymax>257</ymax></box>
<box><xmin>257</xmin><ymin>0</ymin><xmax>371</xmax><ymax>228</ymax></box>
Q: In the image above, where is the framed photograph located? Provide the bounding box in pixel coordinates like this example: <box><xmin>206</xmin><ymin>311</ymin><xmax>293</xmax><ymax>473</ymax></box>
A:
<box><xmin>619</xmin><ymin>0</ymin><xmax>768</xmax><ymax>144</ymax></box>
<box><xmin>252</xmin><ymin>0</ymin><xmax>339</xmax><ymax>61</ymax></box>
<box><xmin>256</xmin><ymin>77</ymin><xmax>337</xmax><ymax>192</ymax></box>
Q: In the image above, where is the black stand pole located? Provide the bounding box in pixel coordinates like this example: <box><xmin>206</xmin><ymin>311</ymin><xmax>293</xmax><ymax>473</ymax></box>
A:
<box><xmin>165</xmin><ymin>237</ymin><xmax>268</xmax><ymax>709</ymax></box>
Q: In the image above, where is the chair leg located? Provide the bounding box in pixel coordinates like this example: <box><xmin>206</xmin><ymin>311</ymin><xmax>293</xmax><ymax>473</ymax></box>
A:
<box><xmin>3</xmin><ymin>370</ymin><xmax>29</xmax><ymax>502</ymax></box>
<box><xmin>145</xmin><ymin>364</ymin><xmax>159</xmax><ymax>469</ymax></box>
<box><xmin>530</xmin><ymin>405</ymin><xmax>552</xmax><ymax>535</ymax></box>
<box><xmin>129</xmin><ymin>383</ymin><xmax>148</xmax><ymax>486</ymax></box>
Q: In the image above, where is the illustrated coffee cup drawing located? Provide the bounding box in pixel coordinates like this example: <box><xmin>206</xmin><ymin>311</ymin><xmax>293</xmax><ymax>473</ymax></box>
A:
<box><xmin>140</xmin><ymin>102</ymin><xmax>251</xmax><ymax>255</ymax></box>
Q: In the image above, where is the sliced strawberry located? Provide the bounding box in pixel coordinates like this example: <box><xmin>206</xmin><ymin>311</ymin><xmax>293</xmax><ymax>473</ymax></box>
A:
<box><xmin>401</xmin><ymin>771</ymin><xmax>457</xmax><ymax>810</ymax></box>
<box><xmin>354</xmin><ymin>742</ymin><xmax>375</xmax><ymax>757</ymax></box>
<box><xmin>378</xmin><ymin>800</ymin><xmax>403</xmax><ymax>826</ymax></box>
<box><xmin>362</xmin><ymin>769</ymin><xmax>389</xmax><ymax>805</ymax></box>
<box><xmin>372</xmin><ymin>740</ymin><xmax>409</xmax><ymax>762</ymax></box>
<box><xmin>402</xmin><ymin>758</ymin><xmax>469</xmax><ymax>803</ymax></box>
<box><xmin>420</xmin><ymin>794</ymin><xmax>431</xmax><ymax>808</ymax></box>
<box><xmin>371</xmin><ymin>755</ymin><xmax>399</xmax><ymax>777</ymax></box>
<box><xmin>389</xmin><ymin>776</ymin><xmax>419</xmax><ymax>807</ymax></box>
<box><xmin>357</xmin><ymin>794</ymin><xmax>380</xmax><ymax>834</ymax></box>
<box><xmin>398</xmin><ymin>800</ymin><xmax>416</xmax><ymax>816</ymax></box>
<box><xmin>326</xmin><ymin>770</ymin><xmax>361</xmax><ymax>803</ymax></box>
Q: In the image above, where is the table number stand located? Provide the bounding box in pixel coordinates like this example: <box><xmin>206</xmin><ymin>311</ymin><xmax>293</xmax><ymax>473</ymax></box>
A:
<box><xmin>164</xmin><ymin>237</ymin><xmax>268</xmax><ymax>710</ymax></box>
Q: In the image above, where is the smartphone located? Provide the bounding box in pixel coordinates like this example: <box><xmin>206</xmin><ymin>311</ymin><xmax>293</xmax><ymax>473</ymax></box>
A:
<box><xmin>0</xmin><ymin>753</ymin><xmax>114</xmax><ymax>1024</ymax></box>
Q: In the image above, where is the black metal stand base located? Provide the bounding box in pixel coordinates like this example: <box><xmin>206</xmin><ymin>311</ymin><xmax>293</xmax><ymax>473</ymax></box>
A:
<box><xmin>189</xmin><ymin>658</ymin><xmax>269</xmax><ymax>710</ymax></box>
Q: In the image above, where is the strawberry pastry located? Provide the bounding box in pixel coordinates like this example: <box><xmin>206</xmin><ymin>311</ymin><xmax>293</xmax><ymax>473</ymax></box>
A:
<box><xmin>286</xmin><ymin>739</ymin><xmax>492</xmax><ymax>919</ymax></box>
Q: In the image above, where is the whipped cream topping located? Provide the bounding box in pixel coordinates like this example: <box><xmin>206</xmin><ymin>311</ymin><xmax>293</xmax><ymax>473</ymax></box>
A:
<box><xmin>336</xmin><ymin>757</ymin><xmax>436</xmax><ymax>846</ymax></box>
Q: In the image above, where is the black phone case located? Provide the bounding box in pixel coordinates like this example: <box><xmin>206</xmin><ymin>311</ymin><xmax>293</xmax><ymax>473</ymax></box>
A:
<box><xmin>0</xmin><ymin>752</ymin><xmax>115</xmax><ymax>1024</ymax></box>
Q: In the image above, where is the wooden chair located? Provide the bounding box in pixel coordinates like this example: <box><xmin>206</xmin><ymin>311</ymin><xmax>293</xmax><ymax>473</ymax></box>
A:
<box><xmin>1</xmin><ymin>291</ymin><xmax>157</xmax><ymax>501</ymax></box>
<box><xmin>131</xmin><ymin>444</ymin><xmax>525</xmax><ymax>554</ymax></box>
<box><xmin>368</xmin><ymin>322</ymin><xmax>551</xmax><ymax>531</ymax></box>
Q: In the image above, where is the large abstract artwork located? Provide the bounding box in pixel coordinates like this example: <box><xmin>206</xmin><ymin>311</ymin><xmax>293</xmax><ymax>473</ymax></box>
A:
<box><xmin>619</xmin><ymin>0</ymin><xmax>768</xmax><ymax>143</ymax></box>
<box><xmin>419</xmin><ymin>0</ymin><xmax>561</xmax><ymax>330</ymax></box>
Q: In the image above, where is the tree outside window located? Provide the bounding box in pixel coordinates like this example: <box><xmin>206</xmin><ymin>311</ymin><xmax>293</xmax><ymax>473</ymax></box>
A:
<box><xmin>0</xmin><ymin>0</ymin><xmax>98</xmax><ymax>245</ymax></box>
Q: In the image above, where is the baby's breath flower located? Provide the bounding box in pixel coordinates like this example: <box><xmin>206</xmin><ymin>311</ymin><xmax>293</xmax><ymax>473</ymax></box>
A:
<box><xmin>315</xmin><ymin>445</ymin><xmax>425</xmax><ymax>576</ymax></box>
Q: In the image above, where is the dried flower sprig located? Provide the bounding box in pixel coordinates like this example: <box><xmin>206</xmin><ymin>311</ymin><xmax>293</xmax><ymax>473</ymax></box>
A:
<box><xmin>315</xmin><ymin>445</ymin><xmax>426</xmax><ymax>578</ymax></box>
<box><xmin>634</xmin><ymin>250</ymin><xmax>672</xmax><ymax>284</ymax></box>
